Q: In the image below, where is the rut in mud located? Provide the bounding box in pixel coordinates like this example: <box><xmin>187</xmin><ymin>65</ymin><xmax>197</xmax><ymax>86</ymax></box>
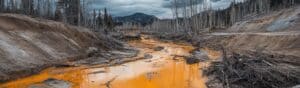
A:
<box><xmin>0</xmin><ymin>37</ymin><xmax>221</xmax><ymax>88</ymax></box>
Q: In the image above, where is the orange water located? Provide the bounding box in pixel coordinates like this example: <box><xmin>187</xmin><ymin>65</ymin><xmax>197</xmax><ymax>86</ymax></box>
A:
<box><xmin>0</xmin><ymin>38</ymin><xmax>220</xmax><ymax>88</ymax></box>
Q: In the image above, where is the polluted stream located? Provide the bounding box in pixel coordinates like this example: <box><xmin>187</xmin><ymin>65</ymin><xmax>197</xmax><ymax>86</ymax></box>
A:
<box><xmin>0</xmin><ymin>37</ymin><xmax>221</xmax><ymax>88</ymax></box>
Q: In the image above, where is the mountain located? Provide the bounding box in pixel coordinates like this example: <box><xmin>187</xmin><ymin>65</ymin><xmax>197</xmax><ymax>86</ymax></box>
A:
<box><xmin>114</xmin><ymin>13</ymin><xmax>159</xmax><ymax>26</ymax></box>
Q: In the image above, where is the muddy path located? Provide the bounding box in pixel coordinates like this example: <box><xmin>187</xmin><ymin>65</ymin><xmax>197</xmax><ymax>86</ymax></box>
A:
<box><xmin>0</xmin><ymin>37</ymin><xmax>221</xmax><ymax>88</ymax></box>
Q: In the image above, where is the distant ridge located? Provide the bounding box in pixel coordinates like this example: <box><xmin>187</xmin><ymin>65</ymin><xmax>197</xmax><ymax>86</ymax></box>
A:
<box><xmin>114</xmin><ymin>13</ymin><xmax>159</xmax><ymax>26</ymax></box>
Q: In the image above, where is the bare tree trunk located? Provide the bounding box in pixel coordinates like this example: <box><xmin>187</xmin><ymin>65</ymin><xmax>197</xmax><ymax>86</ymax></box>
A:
<box><xmin>175</xmin><ymin>0</ymin><xmax>179</xmax><ymax>32</ymax></box>
<box><xmin>93</xmin><ymin>9</ymin><xmax>96</xmax><ymax>30</ymax></box>
<box><xmin>77</xmin><ymin>0</ymin><xmax>81</xmax><ymax>26</ymax></box>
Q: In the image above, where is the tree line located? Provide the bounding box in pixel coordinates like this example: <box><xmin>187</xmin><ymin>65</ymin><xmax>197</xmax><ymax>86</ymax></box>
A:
<box><xmin>144</xmin><ymin>0</ymin><xmax>298</xmax><ymax>34</ymax></box>
<box><xmin>0</xmin><ymin>0</ymin><xmax>114</xmax><ymax>32</ymax></box>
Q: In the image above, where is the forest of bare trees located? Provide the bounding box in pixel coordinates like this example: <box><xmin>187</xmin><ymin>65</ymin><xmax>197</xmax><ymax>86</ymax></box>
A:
<box><xmin>144</xmin><ymin>0</ymin><xmax>298</xmax><ymax>34</ymax></box>
<box><xmin>0</xmin><ymin>0</ymin><xmax>299</xmax><ymax>34</ymax></box>
<box><xmin>0</xmin><ymin>0</ymin><xmax>114</xmax><ymax>32</ymax></box>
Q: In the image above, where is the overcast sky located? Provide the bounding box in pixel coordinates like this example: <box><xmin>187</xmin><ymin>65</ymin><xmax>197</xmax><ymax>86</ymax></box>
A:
<box><xmin>86</xmin><ymin>0</ymin><xmax>243</xmax><ymax>19</ymax></box>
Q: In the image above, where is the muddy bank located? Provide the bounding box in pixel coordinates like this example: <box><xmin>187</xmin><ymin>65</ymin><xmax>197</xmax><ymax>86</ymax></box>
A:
<box><xmin>0</xmin><ymin>14</ymin><xmax>136</xmax><ymax>82</ymax></box>
<box><xmin>0</xmin><ymin>37</ymin><xmax>210</xmax><ymax>88</ymax></box>
<box><xmin>187</xmin><ymin>33</ymin><xmax>300</xmax><ymax>63</ymax></box>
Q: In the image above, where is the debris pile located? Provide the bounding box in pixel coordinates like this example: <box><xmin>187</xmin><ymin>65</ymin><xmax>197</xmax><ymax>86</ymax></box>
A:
<box><xmin>204</xmin><ymin>51</ymin><xmax>300</xmax><ymax>88</ymax></box>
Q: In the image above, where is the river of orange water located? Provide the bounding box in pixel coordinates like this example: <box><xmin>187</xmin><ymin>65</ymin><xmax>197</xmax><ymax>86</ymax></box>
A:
<box><xmin>0</xmin><ymin>37</ymin><xmax>221</xmax><ymax>88</ymax></box>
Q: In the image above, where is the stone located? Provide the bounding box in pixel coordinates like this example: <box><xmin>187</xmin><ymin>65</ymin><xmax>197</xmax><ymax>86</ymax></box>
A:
<box><xmin>154</xmin><ymin>46</ymin><xmax>164</xmax><ymax>51</ymax></box>
<box><xmin>144</xmin><ymin>54</ymin><xmax>153</xmax><ymax>59</ymax></box>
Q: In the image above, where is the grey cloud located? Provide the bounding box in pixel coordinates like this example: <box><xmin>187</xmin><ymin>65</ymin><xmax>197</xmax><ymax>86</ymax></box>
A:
<box><xmin>211</xmin><ymin>0</ymin><xmax>221</xmax><ymax>2</ymax></box>
<box><xmin>86</xmin><ymin>0</ymin><xmax>240</xmax><ymax>19</ymax></box>
<box><xmin>162</xmin><ymin>0</ymin><xmax>204</xmax><ymax>8</ymax></box>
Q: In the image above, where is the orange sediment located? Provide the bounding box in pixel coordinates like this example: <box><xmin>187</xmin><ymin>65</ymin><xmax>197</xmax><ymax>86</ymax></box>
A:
<box><xmin>0</xmin><ymin>37</ymin><xmax>220</xmax><ymax>88</ymax></box>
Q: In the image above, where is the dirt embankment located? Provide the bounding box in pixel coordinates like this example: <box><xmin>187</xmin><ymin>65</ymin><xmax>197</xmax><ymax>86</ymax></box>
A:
<box><xmin>0</xmin><ymin>14</ymin><xmax>134</xmax><ymax>82</ymax></box>
<box><xmin>225</xmin><ymin>6</ymin><xmax>300</xmax><ymax>32</ymax></box>
<box><xmin>198</xmin><ymin>32</ymin><xmax>300</xmax><ymax>58</ymax></box>
<box><xmin>199</xmin><ymin>6</ymin><xmax>300</xmax><ymax>57</ymax></box>
<box><xmin>198</xmin><ymin>6</ymin><xmax>300</xmax><ymax>88</ymax></box>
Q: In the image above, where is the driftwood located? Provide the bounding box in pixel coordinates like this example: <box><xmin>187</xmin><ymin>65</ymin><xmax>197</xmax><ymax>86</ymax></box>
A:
<box><xmin>171</xmin><ymin>55</ymin><xmax>188</xmax><ymax>60</ymax></box>
<box><xmin>204</xmin><ymin>49</ymin><xmax>300</xmax><ymax>88</ymax></box>
<box><xmin>103</xmin><ymin>76</ymin><xmax>118</xmax><ymax>88</ymax></box>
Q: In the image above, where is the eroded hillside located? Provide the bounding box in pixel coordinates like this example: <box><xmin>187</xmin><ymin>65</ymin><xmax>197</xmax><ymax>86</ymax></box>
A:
<box><xmin>0</xmin><ymin>14</ymin><xmax>133</xmax><ymax>82</ymax></box>
<box><xmin>200</xmin><ymin>6</ymin><xmax>300</xmax><ymax>57</ymax></box>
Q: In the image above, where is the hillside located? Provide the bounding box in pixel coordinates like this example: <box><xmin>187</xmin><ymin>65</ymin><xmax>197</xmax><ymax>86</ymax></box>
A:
<box><xmin>227</xmin><ymin>6</ymin><xmax>300</xmax><ymax>32</ymax></box>
<box><xmin>0</xmin><ymin>14</ymin><xmax>134</xmax><ymax>82</ymax></box>
<box><xmin>203</xmin><ymin>6</ymin><xmax>300</xmax><ymax>57</ymax></box>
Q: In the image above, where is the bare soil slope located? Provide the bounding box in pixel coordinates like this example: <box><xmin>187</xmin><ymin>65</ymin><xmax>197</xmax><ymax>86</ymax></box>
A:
<box><xmin>0</xmin><ymin>14</ymin><xmax>124</xmax><ymax>82</ymax></box>
<box><xmin>202</xmin><ymin>6</ymin><xmax>300</xmax><ymax>57</ymax></box>
<box><xmin>207</xmin><ymin>32</ymin><xmax>300</xmax><ymax>57</ymax></box>
<box><xmin>227</xmin><ymin>6</ymin><xmax>300</xmax><ymax>32</ymax></box>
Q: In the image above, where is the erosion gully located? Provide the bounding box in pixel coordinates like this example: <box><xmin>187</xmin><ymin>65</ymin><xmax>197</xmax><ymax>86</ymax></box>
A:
<box><xmin>0</xmin><ymin>36</ymin><xmax>221</xmax><ymax>88</ymax></box>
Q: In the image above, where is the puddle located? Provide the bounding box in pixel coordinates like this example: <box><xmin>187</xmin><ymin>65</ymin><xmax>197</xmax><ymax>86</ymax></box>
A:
<box><xmin>0</xmin><ymin>38</ymin><xmax>220</xmax><ymax>88</ymax></box>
